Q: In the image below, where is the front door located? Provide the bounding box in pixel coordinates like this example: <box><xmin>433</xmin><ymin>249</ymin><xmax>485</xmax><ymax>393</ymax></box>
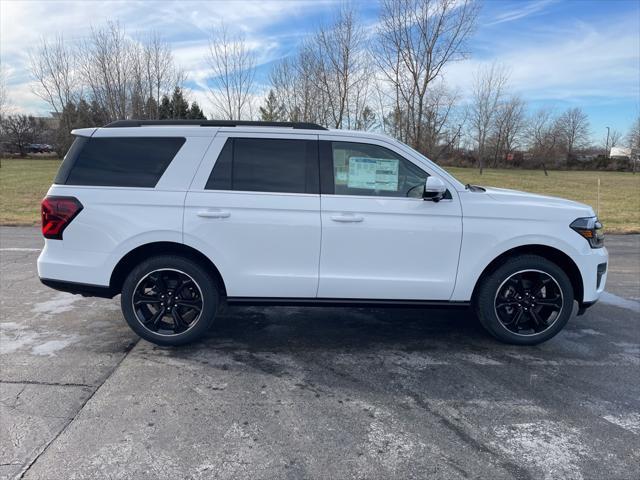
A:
<box><xmin>318</xmin><ymin>139</ymin><xmax>462</xmax><ymax>300</ymax></box>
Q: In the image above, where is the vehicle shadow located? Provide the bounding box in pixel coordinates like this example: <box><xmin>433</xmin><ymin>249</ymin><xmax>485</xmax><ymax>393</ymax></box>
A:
<box><xmin>198</xmin><ymin>305</ymin><xmax>492</xmax><ymax>352</ymax></box>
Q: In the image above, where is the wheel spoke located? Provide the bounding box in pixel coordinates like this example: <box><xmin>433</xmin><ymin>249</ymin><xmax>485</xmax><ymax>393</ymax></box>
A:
<box><xmin>134</xmin><ymin>293</ymin><xmax>162</xmax><ymax>306</ymax></box>
<box><xmin>175</xmin><ymin>299</ymin><xmax>202</xmax><ymax>311</ymax></box>
<box><xmin>496</xmin><ymin>300</ymin><xmax>520</xmax><ymax>309</ymax></box>
<box><xmin>529</xmin><ymin>308</ymin><xmax>546</xmax><ymax>330</ymax></box>
<box><xmin>171</xmin><ymin>308</ymin><xmax>188</xmax><ymax>333</ymax></box>
<box><xmin>150</xmin><ymin>272</ymin><xmax>167</xmax><ymax>293</ymax></box>
<box><xmin>145</xmin><ymin>306</ymin><xmax>166</xmax><ymax>328</ymax></box>
<box><xmin>175</xmin><ymin>278</ymin><xmax>194</xmax><ymax>296</ymax></box>
<box><xmin>536</xmin><ymin>295</ymin><xmax>562</xmax><ymax>307</ymax></box>
<box><xmin>511</xmin><ymin>307</ymin><xmax>524</xmax><ymax>328</ymax></box>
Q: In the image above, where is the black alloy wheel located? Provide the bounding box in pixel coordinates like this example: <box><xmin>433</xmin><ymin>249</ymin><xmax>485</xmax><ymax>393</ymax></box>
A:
<box><xmin>133</xmin><ymin>268</ymin><xmax>203</xmax><ymax>336</ymax></box>
<box><xmin>494</xmin><ymin>269</ymin><xmax>563</xmax><ymax>336</ymax></box>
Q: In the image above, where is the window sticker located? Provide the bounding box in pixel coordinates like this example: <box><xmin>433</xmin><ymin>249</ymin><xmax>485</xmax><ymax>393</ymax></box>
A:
<box><xmin>347</xmin><ymin>157</ymin><xmax>399</xmax><ymax>191</ymax></box>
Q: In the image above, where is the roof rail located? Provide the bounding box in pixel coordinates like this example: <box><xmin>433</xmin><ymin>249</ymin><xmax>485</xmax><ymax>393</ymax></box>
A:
<box><xmin>104</xmin><ymin>120</ymin><xmax>328</xmax><ymax>130</ymax></box>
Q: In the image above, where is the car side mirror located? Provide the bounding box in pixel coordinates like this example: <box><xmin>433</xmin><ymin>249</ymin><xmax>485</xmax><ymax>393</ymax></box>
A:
<box><xmin>423</xmin><ymin>177</ymin><xmax>447</xmax><ymax>202</ymax></box>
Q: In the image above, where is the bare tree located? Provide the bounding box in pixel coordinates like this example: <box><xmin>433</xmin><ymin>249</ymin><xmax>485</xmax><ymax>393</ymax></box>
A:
<box><xmin>138</xmin><ymin>32</ymin><xmax>185</xmax><ymax>119</ymax></box>
<box><xmin>0</xmin><ymin>115</ymin><xmax>42</xmax><ymax>156</ymax></box>
<box><xmin>79</xmin><ymin>21</ymin><xmax>135</xmax><ymax>121</ymax></box>
<box><xmin>311</xmin><ymin>6</ymin><xmax>371</xmax><ymax>129</ymax></box>
<box><xmin>0</xmin><ymin>65</ymin><xmax>7</xmax><ymax>118</ymax></box>
<box><xmin>470</xmin><ymin>63</ymin><xmax>509</xmax><ymax>173</ymax></box>
<box><xmin>376</xmin><ymin>0</ymin><xmax>479</xmax><ymax>149</ymax></box>
<box><xmin>627</xmin><ymin>117</ymin><xmax>640</xmax><ymax>173</ymax></box>
<box><xmin>526</xmin><ymin>108</ymin><xmax>561</xmax><ymax>175</ymax></box>
<box><xmin>206</xmin><ymin>23</ymin><xmax>256</xmax><ymax>120</ymax></box>
<box><xmin>29</xmin><ymin>34</ymin><xmax>79</xmax><ymax>124</ymax></box>
<box><xmin>603</xmin><ymin>128</ymin><xmax>623</xmax><ymax>156</ymax></box>
<box><xmin>490</xmin><ymin>95</ymin><xmax>526</xmax><ymax>166</ymax></box>
<box><xmin>557</xmin><ymin>107</ymin><xmax>590</xmax><ymax>158</ymax></box>
<box><xmin>421</xmin><ymin>81</ymin><xmax>461</xmax><ymax>160</ymax></box>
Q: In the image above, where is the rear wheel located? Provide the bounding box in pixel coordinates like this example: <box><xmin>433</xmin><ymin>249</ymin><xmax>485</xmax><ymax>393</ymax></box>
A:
<box><xmin>474</xmin><ymin>255</ymin><xmax>574</xmax><ymax>345</ymax></box>
<box><xmin>121</xmin><ymin>256</ymin><xmax>219</xmax><ymax>346</ymax></box>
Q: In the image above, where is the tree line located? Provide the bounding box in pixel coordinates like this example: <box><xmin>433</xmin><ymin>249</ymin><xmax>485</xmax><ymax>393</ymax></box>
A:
<box><xmin>1</xmin><ymin>0</ymin><xmax>638</xmax><ymax>171</ymax></box>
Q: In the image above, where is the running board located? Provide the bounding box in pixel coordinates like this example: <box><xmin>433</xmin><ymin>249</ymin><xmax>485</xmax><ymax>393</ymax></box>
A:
<box><xmin>225</xmin><ymin>297</ymin><xmax>470</xmax><ymax>308</ymax></box>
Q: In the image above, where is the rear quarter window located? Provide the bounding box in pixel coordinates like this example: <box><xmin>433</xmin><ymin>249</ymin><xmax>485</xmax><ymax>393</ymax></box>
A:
<box><xmin>55</xmin><ymin>136</ymin><xmax>186</xmax><ymax>187</ymax></box>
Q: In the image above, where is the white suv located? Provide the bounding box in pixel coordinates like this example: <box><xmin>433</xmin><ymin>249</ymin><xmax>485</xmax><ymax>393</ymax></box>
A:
<box><xmin>38</xmin><ymin>120</ymin><xmax>608</xmax><ymax>346</ymax></box>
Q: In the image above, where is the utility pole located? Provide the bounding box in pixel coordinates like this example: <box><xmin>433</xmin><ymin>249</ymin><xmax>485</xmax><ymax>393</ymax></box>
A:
<box><xmin>605</xmin><ymin>126</ymin><xmax>610</xmax><ymax>158</ymax></box>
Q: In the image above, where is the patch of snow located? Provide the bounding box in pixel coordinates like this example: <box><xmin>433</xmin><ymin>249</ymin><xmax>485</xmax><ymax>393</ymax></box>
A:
<box><xmin>600</xmin><ymin>292</ymin><xmax>640</xmax><ymax>314</ymax></box>
<box><xmin>30</xmin><ymin>337</ymin><xmax>78</xmax><ymax>356</ymax></box>
<box><xmin>458</xmin><ymin>353</ymin><xmax>503</xmax><ymax>365</ymax></box>
<box><xmin>603</xmin><ymin>413</ymin><xmax>640</xmax><ymax>435</ymax></box>
<box><xmin>32</xmin><ymin>292</ymin><xmax>82</xmax><ymax>315</ymax></box>
<box><xmin>492</xmin><ymin>421</ymin><xmax>588</xmax><ymax>480</ymax></box>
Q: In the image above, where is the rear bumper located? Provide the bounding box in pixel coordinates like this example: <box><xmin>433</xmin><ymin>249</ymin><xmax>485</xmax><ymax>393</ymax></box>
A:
<box><xmin>39</xmin><ymin>277</ymin><xmax>114</xmax><ymax>298</ymax></box>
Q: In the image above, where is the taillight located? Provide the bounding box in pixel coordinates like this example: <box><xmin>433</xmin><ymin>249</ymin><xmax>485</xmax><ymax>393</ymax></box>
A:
<box><xmin>41</xmin><ymin>196</ymin><xmax>83</xmax><ymax>240</ymax></box>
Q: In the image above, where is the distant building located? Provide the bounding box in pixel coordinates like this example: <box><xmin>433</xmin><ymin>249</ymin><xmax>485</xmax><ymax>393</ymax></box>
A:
<box><xmin>610</xmin><ymin>146</ymin><xmax>631</xmax><ymax>159</ymax></box>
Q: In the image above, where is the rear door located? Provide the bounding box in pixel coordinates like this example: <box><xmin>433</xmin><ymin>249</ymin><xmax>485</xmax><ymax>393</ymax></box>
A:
<box><xmin>318</xmin><ymin>138</ymin><xmax>463</xmax><ymax>300</ymax></box>
<box><xmin>184</xmin><ymin>132</ymin><xmax>321</xmax><ymax>298</ymax></box>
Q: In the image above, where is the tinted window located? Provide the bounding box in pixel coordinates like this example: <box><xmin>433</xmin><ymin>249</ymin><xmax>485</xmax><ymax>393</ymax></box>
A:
<box><xmin>56</xmin><ymin>137</ymin><xmax>185</xmax><ymax>187</ymax></box>
<box><xmin>205</xmin><ymin>138</ymin><xmax>318</xmax><ymax>194</ymax></box>
<box><xmin>330</xmin><ymin>142</ymin><xmax>428</xmax><ymax>198</ymax></box>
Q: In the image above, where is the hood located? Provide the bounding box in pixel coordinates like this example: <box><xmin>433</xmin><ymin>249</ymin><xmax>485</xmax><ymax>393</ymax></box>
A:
<box><xmin>481</xmin><ymin>186</ymin><xmax>595</xmax><ymax>216</ymax></box>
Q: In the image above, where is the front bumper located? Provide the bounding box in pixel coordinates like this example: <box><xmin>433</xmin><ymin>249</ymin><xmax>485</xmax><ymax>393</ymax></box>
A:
<box><xmin>577</xmin><ymin>246</ymin><xmax>608</xmax><ymax>306</ymax></box>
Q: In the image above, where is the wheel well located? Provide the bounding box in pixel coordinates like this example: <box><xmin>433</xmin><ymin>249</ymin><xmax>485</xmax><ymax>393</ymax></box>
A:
<box><xmin>472</xmin><ymin>245</ymin><xmax>584</xmax><ymax>304</ymax></box>
<box><xmin>109</xmin><ymin>242</ymin><xmax>227</xmax><ymax>297</ymax></box>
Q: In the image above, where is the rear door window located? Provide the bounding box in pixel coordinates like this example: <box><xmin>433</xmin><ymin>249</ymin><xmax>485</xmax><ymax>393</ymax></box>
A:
<box><xmin>205</xmin><ymin>138</ymin><xmax>319</xmax><ymax>194</ymax></box>
<box><xmin>55</xmin><ymin>136</ymin><xmax>185</xmax><ymax>187</ymax></box>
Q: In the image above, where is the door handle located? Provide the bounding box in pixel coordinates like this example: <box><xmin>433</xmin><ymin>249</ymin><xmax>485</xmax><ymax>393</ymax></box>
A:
<box><xmin>330</xmin><ymin>214</ymin><xmax>364</xmax><ymax>223</ymax></box>
<box><xmin>197</xmin><ymin>209</ymin><xmax>230</xmax><ymax>219</ymax></box>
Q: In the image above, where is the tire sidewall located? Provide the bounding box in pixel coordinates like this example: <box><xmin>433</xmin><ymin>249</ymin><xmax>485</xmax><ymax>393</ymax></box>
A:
<box><xmin>476</xmin><ymin>255</ymin><xmax>574</xmax><ymax>345</ymax></box>
<box><xmin>121</xmin><ymin>256</ymin><xmax>219</xmax><ymax>346</ymax></box>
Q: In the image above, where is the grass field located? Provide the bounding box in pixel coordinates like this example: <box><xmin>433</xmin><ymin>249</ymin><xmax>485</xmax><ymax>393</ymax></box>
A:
<box><xmin>1</xmin><ymin>158</ymin><xmax>639</xmax><ymax>233</ymax></box>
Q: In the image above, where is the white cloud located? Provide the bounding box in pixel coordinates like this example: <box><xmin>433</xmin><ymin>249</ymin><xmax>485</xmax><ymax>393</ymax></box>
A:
<box><xmin>444</xmin><ymin>16</ymin><xmax>639</xmax><ymax>104</ymax></box>
<box><xmin>486</xmin><ymin>0</ymin><xmax>558</xmax><ymax>26</ymax></box>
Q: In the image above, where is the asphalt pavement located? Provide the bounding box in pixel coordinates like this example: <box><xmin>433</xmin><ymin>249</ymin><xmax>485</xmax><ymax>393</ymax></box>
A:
<box><xmin>1</xmin><ymin>227</ymin><xmax>638</xmax><ymax>480</ymax></box>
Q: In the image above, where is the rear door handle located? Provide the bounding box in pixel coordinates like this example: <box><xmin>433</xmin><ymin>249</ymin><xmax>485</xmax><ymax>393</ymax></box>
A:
<box><xmin>330</xmin><ymin>214</ymin><xmax>364</xmax><ymax>223</ymax></box>
<box><xmin>197</xmin><ymin>209</ymin><xmax>230</xmax><ymax>219</ymax></box>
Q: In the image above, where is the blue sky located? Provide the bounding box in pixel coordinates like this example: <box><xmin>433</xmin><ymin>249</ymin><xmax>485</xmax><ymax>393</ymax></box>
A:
<box><xmin>1</xmin><ymin>0</ymin><xmax>638</xmax><ymax>141</ymax></box>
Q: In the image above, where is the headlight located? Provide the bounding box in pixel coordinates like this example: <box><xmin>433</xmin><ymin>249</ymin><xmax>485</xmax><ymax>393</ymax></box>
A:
<box><xmin>570</xmin><ymin>217</ymin><xmax>604</xmax><ymax>248</ymax></box>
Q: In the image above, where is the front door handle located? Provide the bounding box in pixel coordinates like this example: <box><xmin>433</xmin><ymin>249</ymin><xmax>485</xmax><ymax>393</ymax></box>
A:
<box><xmin>330</xmin><ymin>214</ymin><xmax>364</xmax><ymax>223</ymax></box>
<box><xmin>197</xmin><ymin>209</ymin><xmax>230</xmax><ymax>219</ymax></box>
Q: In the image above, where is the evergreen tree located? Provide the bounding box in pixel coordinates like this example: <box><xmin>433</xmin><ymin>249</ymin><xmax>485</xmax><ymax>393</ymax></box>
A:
<box><xmin>89</xmin><ymin>100</ymin><xmax>108</xmax><ymax>126</ymax></box>
<box><xmin>75</xmin><ymin>99</ymin><xmax>93</xmax><ymax>127</ymax></box>
<box><xmin>171</xmin><ymin>87</ymin><xmax>189</xmax><ymax>119</ymax></box>
<box><xmin>130</xmin><ymin>91</ymin><xmax>145</xmax><ymax>119</ymax></box>
<box><xmin>259</xmin><ymin>90</ymin><xmax>284</xmax><ymax>121</ymax></box>
<box><xmin>187</xmin><ymin>101</ymin><xmax>206</xmax><ymax>120</ymax></box>
<box><xmin>158</xmin><ymin>95</ymin><xmax>172</xmax><ymax>119</ymax></box>
<box><xmin>145</xmin><ymin>96</ymin><xmax>159</xmax><ymax>120</ymax></box>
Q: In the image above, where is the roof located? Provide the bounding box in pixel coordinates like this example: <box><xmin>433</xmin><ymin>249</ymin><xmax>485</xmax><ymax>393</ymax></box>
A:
<box><xmin>104</xmin><ymin>120</ymin><xmax>328</xmax><ymax>130</ymax></box>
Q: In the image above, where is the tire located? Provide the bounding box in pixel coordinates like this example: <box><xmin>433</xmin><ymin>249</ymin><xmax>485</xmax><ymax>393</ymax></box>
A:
<box><xmin>120</xmin><ymin>255</ymin><xmax>219</xmax><ymax>346</ymax></box>
<box><xmin>474</xmin><ymin>255</ymin><xmax>574</xmax><ymax>345</ymax></box>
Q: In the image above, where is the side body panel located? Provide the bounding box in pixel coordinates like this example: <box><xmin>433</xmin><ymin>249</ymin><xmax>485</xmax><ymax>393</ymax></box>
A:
<box><xmin>37</xmin><ymin>130</ymin><xmax>214</xmax><ymax>286</ymax></box>
<box><xmin>317</xmin><ymin>135</ymin><xmax>463</xmax><ymax>300</ymax></box>
<box><xmin>183</xmin><ymin>132</ymin><xmax>321</xmax><ymax>298</ymax></box>
<box><xmin>452</xmin><ymin>190</ymin><xmax>608</xmax><ymax>303</ymax></box>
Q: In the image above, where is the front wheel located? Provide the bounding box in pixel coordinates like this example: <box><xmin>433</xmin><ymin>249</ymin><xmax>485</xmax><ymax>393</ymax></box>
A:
<box><xmin>474</xmin><ymin>255</ymin><xmax>574</xmax><ymax>345</ymax></box>
<box><xmin>121</xmin><ymin>255</ymin><xmax>219</xmax><ymax>346</ymax></box>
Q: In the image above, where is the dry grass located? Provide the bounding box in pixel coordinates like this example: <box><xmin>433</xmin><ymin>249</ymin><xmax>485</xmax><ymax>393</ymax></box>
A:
<box><xmin>1</xmin><ymin>159</ymin><xmax>638</xmax><ymax>233</ymax></box>
<box><xmin>1</xmin><ymin>159</ymin><xmax>62</xmax><ymax>226</ymax></box>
